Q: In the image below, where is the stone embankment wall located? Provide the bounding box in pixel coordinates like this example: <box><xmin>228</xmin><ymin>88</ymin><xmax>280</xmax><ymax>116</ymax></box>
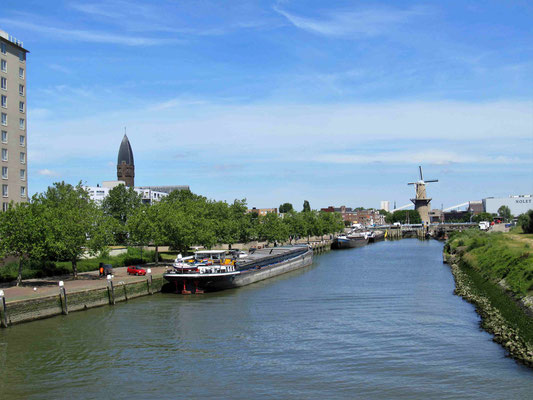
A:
<box><xmin>1</xmin><ymin>277</ymin><xmax>165</xmax><ymax>326</ymax></box>
<box><xmin>444</xmin><ymin>251</ymin><xmax>533</xmax><ymax>368</ymax></box>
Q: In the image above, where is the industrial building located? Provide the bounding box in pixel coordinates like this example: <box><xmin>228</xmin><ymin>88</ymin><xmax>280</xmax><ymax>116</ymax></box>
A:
<box><xmin>483</xmin><ymin>195</ymin><xmax>533</xmax><ymax>216</ymax></box>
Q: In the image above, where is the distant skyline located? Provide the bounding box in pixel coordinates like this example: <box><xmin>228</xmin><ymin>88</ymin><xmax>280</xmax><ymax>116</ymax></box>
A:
<box><xmin>2</xmin><ymin>0</ymin><xmax>532</xmax><ymax>209</ymax></box>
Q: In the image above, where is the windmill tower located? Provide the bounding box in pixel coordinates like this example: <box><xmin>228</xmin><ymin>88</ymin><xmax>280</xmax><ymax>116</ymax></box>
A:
<box><xmin>408</xmin><ymin>166</ymin><xmax>438</xmax><ymax>224</ymax></box>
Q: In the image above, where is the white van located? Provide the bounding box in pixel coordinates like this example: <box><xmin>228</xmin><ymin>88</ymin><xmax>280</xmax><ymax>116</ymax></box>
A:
<box><xmin>479</xmin><ymin>221</ymin><xmax>490</xmax><ymax>231</ymax></box>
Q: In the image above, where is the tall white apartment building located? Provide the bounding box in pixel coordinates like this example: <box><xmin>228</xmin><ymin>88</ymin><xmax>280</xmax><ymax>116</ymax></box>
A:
<box><xmin>0</xmin><ymin>30</ymin><xmax>28</xmax><ymax>210</ymax></box>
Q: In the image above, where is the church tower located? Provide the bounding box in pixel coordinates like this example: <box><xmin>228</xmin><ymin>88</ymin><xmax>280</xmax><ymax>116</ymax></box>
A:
<box><xmin>117</xmin><ymin>134</ymin><xmax>135</xmax><ymax>187</ymax></box>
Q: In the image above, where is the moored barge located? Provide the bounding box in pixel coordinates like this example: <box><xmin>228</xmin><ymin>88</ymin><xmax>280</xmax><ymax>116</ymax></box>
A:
<box><xmin>331</xmin><ymin>232</ymin><xmax>369</xmax><ymax>249</ymax></box>
<box><xmin>164</xmin><ymin>245</ymin><xmax>313</xmax><ymax>294</ymax></box>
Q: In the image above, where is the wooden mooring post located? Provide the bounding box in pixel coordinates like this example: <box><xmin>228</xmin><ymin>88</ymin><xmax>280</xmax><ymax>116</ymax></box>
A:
<box><xmin>0</xmin><ymin>290</ymin><xmax>8</xmax><ymax>328</ymax></box>
<box><xmin>59</xmin><ymin>281</ymin><xmax>68</xmax><ymax>315</ymax></box>
<box><xmin>147</xmin><ymin>268</ymin><xmax>153</xmax><ymax>295</ymax></box>
<box><xmin>107</xmin><ymin>275</ymin><xmax>115</xmax><ymax>305</ymax></box>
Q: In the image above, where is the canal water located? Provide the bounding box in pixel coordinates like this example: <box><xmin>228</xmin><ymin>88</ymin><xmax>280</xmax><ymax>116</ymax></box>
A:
<box><xmin>1</xmin><ymin>240</ymin><xmax>532</xmax><ymax>399</ymax></box>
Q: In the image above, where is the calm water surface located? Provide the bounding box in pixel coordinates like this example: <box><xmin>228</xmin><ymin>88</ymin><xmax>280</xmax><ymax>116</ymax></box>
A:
<box><xmin>1</xmin><ymin>240</ymin><xmax>532</xmax><ymax>399</ymax></box>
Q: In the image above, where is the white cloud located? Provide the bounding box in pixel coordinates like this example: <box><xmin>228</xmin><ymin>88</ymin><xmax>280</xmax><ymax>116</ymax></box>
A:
<box><xmin>274</xmin><ymin>5</ymin><xmax>428</xmax><ymax>37</ymax></box>
<box><xmin>0</xmin><ymin>19</ymin><xmax>180</xmax><ymax>46</ymax></box>
<box><xmin>37</xmin><ymin>169</ymin><xmax>57</xmax><ymax>176</ymax></box>
<box><xmin>27</xmin><ymin>99</ymin><xmax>533</xmax><ymax>171</ymax></box>
<box><xmin>312</xmin><ymin>151</ymin><xmax>524</xmax><ymax>166</ymax></box>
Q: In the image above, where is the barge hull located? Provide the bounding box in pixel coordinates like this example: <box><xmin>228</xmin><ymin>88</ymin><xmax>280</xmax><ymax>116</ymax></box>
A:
<box><xmin>164</xmin><ymin>248</ymin><xmax>313</xmax><ymax>293</ymax></box>
<box><xmin>331</xmin><ymin>238</ymin><xmax>368</xmax><ymax>249</ymax></box>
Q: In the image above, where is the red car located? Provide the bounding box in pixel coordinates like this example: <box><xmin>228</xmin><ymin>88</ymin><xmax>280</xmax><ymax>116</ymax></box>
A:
<box><xmin>127</xmin><ymin>265</ymin><xmax>146</xmax><ymax>276</ymax></box>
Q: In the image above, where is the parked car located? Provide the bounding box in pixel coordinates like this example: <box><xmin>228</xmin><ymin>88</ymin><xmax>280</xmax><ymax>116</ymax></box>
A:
<box><xmin>127</xmin><ymin>265</ymin><xmax>146</xmax><ymax>276</ymax></box>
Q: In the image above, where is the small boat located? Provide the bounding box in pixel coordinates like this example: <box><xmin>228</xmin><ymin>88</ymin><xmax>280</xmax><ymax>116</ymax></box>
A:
<box><xmin>164</xmin><ymin>246</ymin><xmax>313</xmax><ymax>294</ymax></box>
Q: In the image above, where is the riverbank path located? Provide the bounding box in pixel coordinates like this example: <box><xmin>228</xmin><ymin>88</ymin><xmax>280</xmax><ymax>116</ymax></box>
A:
<box><xmin>0</xmin><ymin>265</ymin><xmax>169</xmax><ymax>303</ymax></box>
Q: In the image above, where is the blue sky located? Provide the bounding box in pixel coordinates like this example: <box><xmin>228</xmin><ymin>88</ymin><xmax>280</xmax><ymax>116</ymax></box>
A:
<box><xmin>2</xmin><ymin>0</ymin><xmax>532</xmax><ymax>210</ymax></box>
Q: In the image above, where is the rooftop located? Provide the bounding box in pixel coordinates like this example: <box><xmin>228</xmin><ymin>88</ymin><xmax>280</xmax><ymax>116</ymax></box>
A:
<box><xmin>0</xmin><ymin>29</ymin><xmax>29</xmax><ymax>52</ymax></box>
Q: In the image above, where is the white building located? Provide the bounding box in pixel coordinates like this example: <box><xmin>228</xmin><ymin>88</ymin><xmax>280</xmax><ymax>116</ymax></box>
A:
<box><xmin>84</xmin><ymin>181</ymin><xmax>168</xmax><ymax>205</ymax></box>
<box><xmin>380</xmin><ymin>201</ymin><xmax>390</xmax><ymax>212</ymax></box>
<box><xmin>483</xmin><ymin>195</ymin><xmax>533</xmax><ymax>216</ymax></box>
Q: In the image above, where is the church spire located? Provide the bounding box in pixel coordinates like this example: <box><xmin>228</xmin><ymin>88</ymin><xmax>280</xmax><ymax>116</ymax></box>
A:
<box><xmin>117</xmin><ymin>134</ymin><xmax>135</xmax><ymax>187</ymax></box>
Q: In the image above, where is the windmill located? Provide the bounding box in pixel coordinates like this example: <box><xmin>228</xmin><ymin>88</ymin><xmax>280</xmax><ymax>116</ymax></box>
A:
<box><xmin>408</xmin><ymin>166</ymin><xmax>438</xmax><ymax>224</ymax></box>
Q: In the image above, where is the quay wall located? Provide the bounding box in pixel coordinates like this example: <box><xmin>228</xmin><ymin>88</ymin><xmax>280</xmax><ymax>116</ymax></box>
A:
<box><xmin>2</xmin><ymin>277</ymin><xmax>165</xmax><ymax>327</ymax></box>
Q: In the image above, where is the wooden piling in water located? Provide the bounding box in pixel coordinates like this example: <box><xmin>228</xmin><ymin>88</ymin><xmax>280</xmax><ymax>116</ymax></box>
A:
<box><xmin>59</xmin><ymin>286</ymin><xmax>68</xmax><ymax>315</ymax></box>
<box><xmin>0</xmin><ymin>293</ymin><xmax>8</xmax><ymax>328</ymax></box>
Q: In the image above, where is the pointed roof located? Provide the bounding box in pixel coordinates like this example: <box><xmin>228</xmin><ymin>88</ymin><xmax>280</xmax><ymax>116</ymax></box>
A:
<box><xmin>117</xmin><ymin>134</ymin><xmax>134</xmax><ymax>166</ymax></box>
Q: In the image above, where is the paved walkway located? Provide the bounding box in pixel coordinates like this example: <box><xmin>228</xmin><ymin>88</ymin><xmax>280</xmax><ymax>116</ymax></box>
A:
<box><xmin>1</xmin><ymin>265</ymin><xmax>170</xmax><ymax>303</ymax></box>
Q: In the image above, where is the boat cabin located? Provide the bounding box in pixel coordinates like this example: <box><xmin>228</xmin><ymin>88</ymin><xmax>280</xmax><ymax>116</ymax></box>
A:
<box><xmin>193</xmin><ymin>250</ymin><xmax>234</xmax><ymax>266</ymax></box>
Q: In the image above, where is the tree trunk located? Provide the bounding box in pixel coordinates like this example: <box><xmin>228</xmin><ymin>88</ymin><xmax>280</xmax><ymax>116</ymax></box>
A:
<box><xmin>16</xmin><ymin>257</ymin><xmax>23</xmax><ymax>286</ymax></box>
<box><xmin>72</xmin><ymin>259</ymin><xmax>78</xmax><ymax>279</ymax></box>
<box><xmin>155</xmin><ymin>245</ymin><xmax>159</xmax><ymax>265</ymax></box>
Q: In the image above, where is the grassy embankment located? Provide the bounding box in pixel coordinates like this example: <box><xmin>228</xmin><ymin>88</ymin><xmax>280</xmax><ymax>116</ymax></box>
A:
<box><xmin>445</xmin><ymin>230</ymin><xmax>533</xmax><ymax>344</ymax></box>
<box><xmin>0</xmin><ymin>247</ymin><xmax>162</xmax><ymax>283</ymax></box>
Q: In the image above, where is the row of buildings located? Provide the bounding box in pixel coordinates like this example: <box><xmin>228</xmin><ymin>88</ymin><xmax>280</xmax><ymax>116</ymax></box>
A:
<box><xmin>321</xmin><ymin>206</ymin><xmax>386</xmax><ymax>226</ymax></box>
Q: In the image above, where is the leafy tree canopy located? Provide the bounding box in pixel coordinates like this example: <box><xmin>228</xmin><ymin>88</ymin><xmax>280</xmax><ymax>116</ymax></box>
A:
<box><xmin>36</xmin><ymin>182</ymin><xmax>112</xmax><ymax>277</ymax></box>
<box><xmin>497</xmin><ymin>205</ymin><xmax>513</xmax><ymax>222</ymax></box>
<box><xmin>279</xmin><ymin>203</ymin><xmax>294</xmax><ymax>213</ymax></box>
<box><xmin>390</xmin><ymin>210</ymin><xmax>422</xmax><ymax>224</ymax></box>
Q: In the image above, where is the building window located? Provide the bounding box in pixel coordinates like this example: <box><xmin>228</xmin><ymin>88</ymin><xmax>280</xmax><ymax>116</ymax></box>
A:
<box><xmin>20</xmin><ymin>169</ymin><xmax>25</xmax><ymax>180</ymax></box>
<box><xmin>20</xmin><ymin>152</ymin><xmax>25</xmax><ymax>164</ymax></box>
<box><xmin>19</xmin><ymin>84</ymin><xmax>24</xmax><ymax>96</ymax></box>
<box><xmin>20</xmin><ymin>186</ymin><xmax>25</xmax><ymax>197</ymax></box>
<box><xmin>19</xmin><ymin>101</ymin><xmax>24</xmax><ymax>113</ymax></box>
<box><xmin>19</xmin><ymin>51</ymin><xmax>24</xmax><ymax>62</ymax></box>
<box><xmin>2</xmin><ymin>184</ymin><xmax>8</xmax><ymax>197</ymax></box>
<box><xmin>1</xmin><ymin>113</ymin><xmax>6</xmax><ymax>126</ymax></box>
<box><xmin>19</xmin><ymin>135</ymin><xmax>25</xmax><ymax>146</ymax></box>
<box><xmin>19</xmin><ymin>118</ymin><xmax>24</xmax><ymax>130</ymax></box>
<box><xmin>1</xmin><ymin>166</ymin><xmax>7</xmax><ymax>179</ymax></box>
<box><xmin>1</xmin><ymin>95</ymin><xmax>6</xmax><ymax>108</ymax></box>
<box><xmin>1</xmin><ymin>131</ymin><xmax>6</xmax><ymax>143</ymax></box>
<box><xmin>1</xmin><ymin>77</ymin><xmax>6</xmax><ymax>90</ymax></box>
<box><xmin>0</xmin><ymin>59</ymin><xmax>6</xmax><ymax>72</ymax></box>
<box><xmin>19</xmin><ymin>68</ymin><xmax>24</xmax><ymax>79</ymax></box>
<box><xmin>0</xmin><ymin>43</ymin><xmax>6</xmax><ymax>54</ymax></box>
<box><xmin>2</xmin><ymin>202</ymin><xmax>7</xmax><ymax>212</ymax></box>
<box><xmin>1</xmin><ymin>149</ymin><xmax>7</xmax><ymax>161</ymax></box>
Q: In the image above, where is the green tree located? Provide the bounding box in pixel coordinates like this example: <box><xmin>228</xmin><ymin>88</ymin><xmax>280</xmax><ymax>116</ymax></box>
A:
<box><xmin>101</xmin><ymin>184</ymin><xmax>142</xmax><ymax>244</ymax></box>
<box><xmin>159</xmin><ymin>191</ymin><xmax>216</xmax><ymax>253</ymax></box>
<box><xmin>240</xmin><ymin>211</ymin><xmax>260</xmax><ymax>243</ymax></box>
<box><xmin>259</xmin><ymin>212</ymin><xmax>289</xmax><ymax>244</ymax></box>
<box><xmin>144</xmin><ymin>202</ymin><xmax>169</xmax><ymax>264</ymax></box>
<box><xmin>126</xmin><ymin>204</ymin><xmax>153</xmax><ymax>261</ymax></box>
<box><xmin>518</xmin><ymin>210</ymin><xmax>533</xmax><ymax>233</ymax></box>
<box><xmin>283</xmin><ymin>211</ymin><xmax>306</xmax><ymax>243</ymax></box>
<box><xmin>390</xmin><ymin>210</ymin><xmax>421</xmax><ymax>224</ymax></box>
<box><xmin>302</xmin><ymin>200</ymin><xmax>311</xmax><ymax>213</ymax></box>
<box><xmin>279</xmin><ymin>203</ymin><xmax>294</xmax><ymax>213</ymax></box>
<box><xmin>37</xmin><ymin>182</ymin><xmax>112</xmax><ymax>278</ymax></box>
<box><xmin>497</xmin><ymin>205</ymin><xmax>513</xmax><ymax>222</ymax></box>
<box><xmin>0</xmin><ymin>200</ymin><xmax>47</xmax><ymax>285</ymax></box>
<box><xmin>472</xmin><ymin>212</ymin><xmax>494</xmax><ymax>223</ymax></box>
